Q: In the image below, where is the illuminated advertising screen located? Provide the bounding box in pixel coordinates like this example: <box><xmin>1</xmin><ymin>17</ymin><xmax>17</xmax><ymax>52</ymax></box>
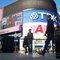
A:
<box><xmin>0</xmin><ymin>12</ymin><xmax>22</xmax><ymax>35</ymax></box>
<box><xmin>23</xmin><ymin>9</ymin><xmax>58</xmax><ymax>39</ymax></box>
<box><xmin>2</xmin><ymin>12</ymin><xmax>22</xmax><ymax>29</ymax></box>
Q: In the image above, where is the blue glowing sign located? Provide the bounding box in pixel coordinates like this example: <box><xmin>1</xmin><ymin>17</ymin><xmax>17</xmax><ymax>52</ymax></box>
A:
<box><xmin>23</xmin><ymin>9</ymin><xmax>58</xmax><ymax>25</ymax></box>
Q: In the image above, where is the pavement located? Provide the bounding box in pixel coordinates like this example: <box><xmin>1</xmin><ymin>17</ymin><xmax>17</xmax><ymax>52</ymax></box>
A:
<box><xmin>0</xmin><ymin>51</ymin><xmax>60</xmax><ymax>60</ymax></box>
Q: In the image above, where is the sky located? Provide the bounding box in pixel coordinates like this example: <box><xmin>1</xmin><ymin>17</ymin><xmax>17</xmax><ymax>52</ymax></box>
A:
<box><xmin>54</xmin><ymin>0</ymin><xmax>60</xmax><ymax>12</ymax></box>
<box><xmin>0</xmin><ymin>0</ymin><xmax>60</xmax><ymax>12</ymax></box>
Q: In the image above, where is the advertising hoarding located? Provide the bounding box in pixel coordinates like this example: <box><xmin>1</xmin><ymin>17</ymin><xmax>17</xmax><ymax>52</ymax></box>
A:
<box><xmin>0</xmin><ymin>12</ymin><xmax>22</xmax><ymax>35</ymax></box>
<box><xmin>23</xmin><ymin>9</ymin><xmax>58</xmax><ymax>39</ymax></box>
<box><xmin>2</xmin><ymin>12</ymin><xmax>22</xmax><ymax>29</ymax></box>
<box><xmin>22</xmin><ymin>9</ymin><xmax>58</xmax><ymax>50</ymax></box>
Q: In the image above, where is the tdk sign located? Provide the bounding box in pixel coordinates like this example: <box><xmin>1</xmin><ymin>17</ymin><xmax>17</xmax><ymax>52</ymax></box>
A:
<box><xmin>23</xmin><ymin>9</ymin><xmax>58</xmax><ymax>25</ymax></box>
<box><xmin>30</xmin><ymin>11</ymin><xmax>57</xmax><ymax>20</ymax></box>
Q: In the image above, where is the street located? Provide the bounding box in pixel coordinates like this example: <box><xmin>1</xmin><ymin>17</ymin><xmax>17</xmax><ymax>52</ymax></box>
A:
<box><xmin>0</xmin><ymin>52</ymin><xmax>59</xmax><ymax>60</ymax></box>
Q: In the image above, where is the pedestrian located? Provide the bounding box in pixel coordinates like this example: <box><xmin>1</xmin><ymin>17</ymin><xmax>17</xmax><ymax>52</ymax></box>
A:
<box><xmin>27</xmin><ymin>29</ymin><xmax>33</xmax><ymax>54</ymax></box>
<box><xmin>39</xmin><ymin>15</ymin><xmax>54</xmax><ymax>56</ymax></box>
<box><xmin>23</xmin><ymin>36</ymin><xmax>28</xmax><ymax>53</ymax></box>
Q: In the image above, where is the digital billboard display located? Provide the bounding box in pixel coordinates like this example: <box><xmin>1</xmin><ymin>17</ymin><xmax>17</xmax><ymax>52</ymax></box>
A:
<box><xmin>0</xmin><ymin>12</ymin><xmax>22</xmax><ymax>35</ymax></box>
<box><xmin>2</xmin><ymin>12</ymin><xmax>22</xmax><ymax>29</ymax></box>
<box><xmin>23</xmin><ymin>9</ymin><xmax>58</xmax><ymax>39</ymax></box>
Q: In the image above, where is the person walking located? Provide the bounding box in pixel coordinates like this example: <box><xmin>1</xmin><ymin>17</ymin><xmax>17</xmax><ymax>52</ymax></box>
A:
<box><xmin>39</xmin><ymin>15</ymin><xmax>54</xmax><ymax>56</ymax></box>
<box><xmin>27</xmin><ymin>29</ymin><xmax>33</xmax><ymax>54</ymax></box>
<box><xmin>23</xmin><ymin>36</ymin><xmax>28</xmax><ymax>53</ymax></box>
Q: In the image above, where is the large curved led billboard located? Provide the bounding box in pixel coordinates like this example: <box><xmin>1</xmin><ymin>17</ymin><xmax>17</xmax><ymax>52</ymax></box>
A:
<box><xmin>23</xmin><ymin>9</ymin><xmax>58</xmax><ymax>39</ymax></box>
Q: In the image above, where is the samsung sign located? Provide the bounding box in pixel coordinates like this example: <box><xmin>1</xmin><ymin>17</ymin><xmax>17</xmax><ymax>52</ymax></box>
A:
<box><xmin>23</xmin><ymin>9</ymin><xmax>58</xmax><ymax>39</ymax></box>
